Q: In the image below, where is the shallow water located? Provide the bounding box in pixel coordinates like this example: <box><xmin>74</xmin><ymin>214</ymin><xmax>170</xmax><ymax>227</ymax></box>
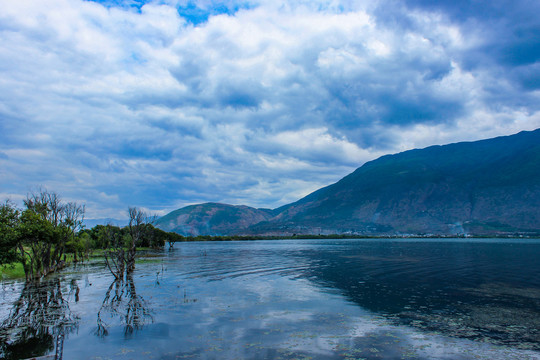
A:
<box><xmin>1</xmin><ymin>238</ymin><xmax>540</xmax><ymax>359</ymax></box>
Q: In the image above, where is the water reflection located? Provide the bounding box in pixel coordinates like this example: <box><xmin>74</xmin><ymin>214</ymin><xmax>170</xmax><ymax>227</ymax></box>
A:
<box><xmin>96</xmin><ymin>274</ymin><xmax>153</xmax><ymax>337</ymax></box>
<box><xmin>0</xmin><ymin>278</ymin><xmax>79</xmax><ymax>360</ymax></box>
<box><xmin>2</xmin><ymin>240</ymin><xmax>540</xmax><ymax>359</ymax></box>
<box><xmin>289</xmin><ymin>241</ymin><xmax>540</xmax><ymax>349</ymax></box>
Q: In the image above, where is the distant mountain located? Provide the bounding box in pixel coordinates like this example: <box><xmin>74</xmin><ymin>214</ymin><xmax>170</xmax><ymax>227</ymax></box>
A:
<box><xmin>157</xmin><ymin>129</ymin><xmax>540</xmax><ymax>236</ymax></box>
<box><xmin>155</xmin><ymin>203</ymin><xmax>274</xmax><ymax>236</ymax></box>
<box><xmin>83</xmin><ymin>218</ymin><xmax>128</xmax><ymax>229</ymax></box>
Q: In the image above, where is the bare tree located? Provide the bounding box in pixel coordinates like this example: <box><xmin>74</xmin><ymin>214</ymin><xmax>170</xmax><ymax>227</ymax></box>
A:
<box><xmin>24</xmin><ymin>188</ymin><xmax>64</xmax><ymax>226</ymax></box>
<box><xmin>146</xmin><ymin>214</ymin><xmax>158</xmax><ymax>225</ymax></box>
<box><xmin>103</xmin><ymin>224</ymin><xmax>126</xmax><ymax>281</ymax></box>
<box><xmin>102</xmin><ymin>207</ymin><xmax>156</xmax><ymax>279</ymax></box>
<box><xmin>126</xmin><ymin>207</ymin><xmax>146</xmax><ymax>274</ymax></box>
<box><xmin>56</xmin><ymin>202</ymin><xmax>85</xmax><ymax>264</ymax></box>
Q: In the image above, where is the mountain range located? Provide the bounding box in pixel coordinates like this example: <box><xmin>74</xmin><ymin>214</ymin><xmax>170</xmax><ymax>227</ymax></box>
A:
<box><xmin>156</xmin><ymin>129</ymin><xmax>540</xmax><ymax>236</ymax></box>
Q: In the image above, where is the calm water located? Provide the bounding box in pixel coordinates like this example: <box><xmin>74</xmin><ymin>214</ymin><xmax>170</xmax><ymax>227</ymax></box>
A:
<box><xmin>1</xmin><ymin>238</ymin><xmax>540</xmax><ymax>359</ymax></box>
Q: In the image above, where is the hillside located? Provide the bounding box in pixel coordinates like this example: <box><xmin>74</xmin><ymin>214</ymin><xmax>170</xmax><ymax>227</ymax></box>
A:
<box><xmin>157</xmin><ymin>129</ymin><xmax>540</xmax><ymax>236</ymax></box>
<box><xmin>155</xmin><ymin>202</ymin><xmax>274</xmax><ymax>236</ymax></box>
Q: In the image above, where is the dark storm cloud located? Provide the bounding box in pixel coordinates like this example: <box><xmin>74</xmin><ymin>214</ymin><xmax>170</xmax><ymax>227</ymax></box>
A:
<box><xmin>383</xmin><ymin>0</ymin><xmax>540</xmax><ymax>107</ymax></box>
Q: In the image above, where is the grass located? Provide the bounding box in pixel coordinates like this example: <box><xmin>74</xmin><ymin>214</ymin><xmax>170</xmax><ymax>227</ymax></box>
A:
<box><xmin>1</xmin><ymin>262</ymin><xmax>25</xmax><ymax>280</ymax></box>
<box><xmin>1</xmin><ymin>252</ymin><xmax>86</xmax><ymax>280</ymax></box>
<box><xmin>1</xmin><ymin>247</ymin><xmax>162</xmax><ymax>280</ymax></box>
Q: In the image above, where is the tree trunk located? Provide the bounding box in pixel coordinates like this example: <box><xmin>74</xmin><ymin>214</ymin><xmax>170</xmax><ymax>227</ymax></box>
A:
<box><xmin>126</xmin><ymin>242</ymin><xmax>136</xmax><ymax>274</ymax></box>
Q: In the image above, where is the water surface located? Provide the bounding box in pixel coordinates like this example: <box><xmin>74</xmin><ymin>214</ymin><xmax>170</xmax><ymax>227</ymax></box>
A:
<box><xmin>1</xmin><ymin>238</ymin><xmax>540</xmax><ymax>359</ymax></box>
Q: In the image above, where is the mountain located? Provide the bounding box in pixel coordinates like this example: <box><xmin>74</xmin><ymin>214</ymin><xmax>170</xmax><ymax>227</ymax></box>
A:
<box><xmin>83</xmin><ymin>218</ymin><xmax>129</xmax><ymax>228</ymax></box>
<box><xmin>157</xmin><ymin>129</ymin><xmax>540</xmax><ymax>236</ymax></box>
<box><xmin>155</xmin><ymin>202</ymin><xmax>274</xmax><ymax>236</ymax></box>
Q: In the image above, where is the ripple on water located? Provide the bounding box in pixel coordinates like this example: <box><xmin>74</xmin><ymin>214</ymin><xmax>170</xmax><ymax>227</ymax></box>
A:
<box><xmin>1</xmin><ymin>239</ymin><xmax>540</xmax><ymax>359</ymax></box>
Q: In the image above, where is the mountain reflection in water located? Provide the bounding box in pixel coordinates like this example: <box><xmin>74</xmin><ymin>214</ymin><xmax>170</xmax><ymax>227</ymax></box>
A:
<box><xmin>290</xmin><ymin>240</ymin><xmax>540</xmax><ymax>349</ymax></box>
<box><xmin>0</xmin><ymin>239</ymin><xmax>539</xmax><ymax>360</ymax></box>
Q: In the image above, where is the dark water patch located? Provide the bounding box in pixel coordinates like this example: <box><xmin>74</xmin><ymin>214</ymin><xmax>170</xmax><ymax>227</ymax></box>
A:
<box><xmin>287</xmin><ymin>239</ymin><xmax>540</xmax><ymax>350</ymax></box>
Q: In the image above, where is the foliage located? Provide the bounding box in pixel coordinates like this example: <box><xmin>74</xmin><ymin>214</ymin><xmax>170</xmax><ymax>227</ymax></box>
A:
<box><xmin>140</xmin><ymin>224</ymin><xmax>168</xmax><ymax>248</ymax></box>
<box><xmin>1</xmin><ymin>191</ymin><xmax>186</xmax><ymax>281</ymax></box>
<box><xmin>80</xmin><ymin>223</ymin><xmax>170</xmax><ymax>250</ymax></box>
<box><xmin>0</xmin><ymin>201</ymin><xmax>19</xmax><ymax>265</ymax></box>
<box><xmin>17</xmin><ymin>208</ymin><xmax>56</xmax><ymax>280</ymax></box>
<box><xmin>82</xmin><ymin>224</ymin><xmax>127</xmax><ymax>249</ymax></box>
<box><xmin>0</xmin><ymin>189</ymin><xmax>85</xmax><ymax>281</ymax></box>
<box><xmin>17</xmin><ymin>190</ymin><xmax>86</xmax><ymax>280</ymax></box>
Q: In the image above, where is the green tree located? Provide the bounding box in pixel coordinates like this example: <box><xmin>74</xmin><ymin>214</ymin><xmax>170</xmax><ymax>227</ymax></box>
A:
<box><xmin>0</xmin><ymin>201</ymin><xmax>19</xmax><ymax>266</ymax></box>
<box><xmin>16</xmin><ymin>189</ymin><xmax>85</xmax><ymax>280</ymax></box>
<box><xmin>126</xmin><ymin>207</ymin><xmax>146</xmax><ymax>274</ymax></box>
<box><xmin>77</xmin><ymin>231</ymin><xmax>94</xmax><ymax>258</ymax></box>
<box><xmin>17</xmin><ymin>208</ymin><xmax>55</xmax><ymax>280</ymax></box>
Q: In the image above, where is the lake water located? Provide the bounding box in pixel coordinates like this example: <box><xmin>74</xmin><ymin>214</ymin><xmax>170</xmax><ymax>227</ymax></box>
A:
<box><xmin>1</xmin><ymin>238</ymin><xmax>540</xmax><ymax>359</ymax></box>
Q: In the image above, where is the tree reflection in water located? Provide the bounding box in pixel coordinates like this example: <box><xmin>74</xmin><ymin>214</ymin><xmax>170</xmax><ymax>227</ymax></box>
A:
<box><xmin>96</xmin><ymin>274</ymin><xmax>153</xmax><ymax>338</ymax></box>
<box><xmin>0</xmin><ymin>278</ymin><xmax>79</xmax><ymax>360</ymax></box>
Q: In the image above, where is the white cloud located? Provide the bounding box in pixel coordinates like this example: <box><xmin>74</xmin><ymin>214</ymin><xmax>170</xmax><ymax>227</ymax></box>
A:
<box><xmin>0</xmin><ymin>0</ymin><xmax>538</xmax><ymax>218</ymax></box>
<box><xmin>265</xmin><ymin>127</ymin><xmax>380</xmax><ymax>165</ymax></box>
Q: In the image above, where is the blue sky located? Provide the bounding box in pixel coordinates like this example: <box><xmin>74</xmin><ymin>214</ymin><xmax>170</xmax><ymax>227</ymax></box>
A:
<box><xmin>1</xmin><ymin>0</ymin><xmax>539</xmax><ymax>220</ymax></box>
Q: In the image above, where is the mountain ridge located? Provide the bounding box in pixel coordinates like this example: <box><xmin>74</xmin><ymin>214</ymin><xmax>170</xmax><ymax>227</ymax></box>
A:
<box><xmin>156</xmin><ymin>129</ymin><xmax>540</xmax><ymax>236</ymax></box>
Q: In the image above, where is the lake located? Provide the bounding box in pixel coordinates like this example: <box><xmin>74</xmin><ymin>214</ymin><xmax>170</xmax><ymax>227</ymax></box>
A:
<box><xmin>1</xmin><ymin>238</ymin><xmax>540</xmax><ymax>359</ymax></box>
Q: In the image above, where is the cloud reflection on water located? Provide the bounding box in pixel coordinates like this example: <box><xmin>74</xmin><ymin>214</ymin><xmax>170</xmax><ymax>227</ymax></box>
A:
<box><xmin>1</xmin><ymin>241</ymin><xmax>540</xmax><ymax>359</ymax></box>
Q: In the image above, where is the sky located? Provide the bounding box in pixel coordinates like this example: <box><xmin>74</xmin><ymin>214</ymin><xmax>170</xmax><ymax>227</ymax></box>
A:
<box><xmin>1</xmin><ymin>0</ymin><xmax>539</xmax><ymax>220</ymax></box>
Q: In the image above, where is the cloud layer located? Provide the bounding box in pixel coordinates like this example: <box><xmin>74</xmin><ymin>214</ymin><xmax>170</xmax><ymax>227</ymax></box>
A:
<box><xmin>1</xmin><ymin>0</ymin><xmax>539</xmax><ymax>219</ymax></box>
